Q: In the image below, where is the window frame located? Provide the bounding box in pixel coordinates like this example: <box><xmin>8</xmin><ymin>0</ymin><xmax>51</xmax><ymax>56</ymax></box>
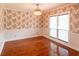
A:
<box><xmin>49</xmin><ymin>13</ymin><xmax>70</xmax><ymax>43</ymax></box>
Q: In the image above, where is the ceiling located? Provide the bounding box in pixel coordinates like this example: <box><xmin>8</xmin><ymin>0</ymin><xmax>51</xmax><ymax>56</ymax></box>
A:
<box><xmin>2</xmin><ymin>3</ymin><xmax>66</xmax><ymax>11</ymax></box>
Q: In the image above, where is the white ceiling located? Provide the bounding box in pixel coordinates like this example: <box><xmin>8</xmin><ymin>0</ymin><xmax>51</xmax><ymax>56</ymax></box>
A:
<box><xmin>2</xmin><ymin>3</ymin><xmax>66</xmax><ymax>11</ymax></box>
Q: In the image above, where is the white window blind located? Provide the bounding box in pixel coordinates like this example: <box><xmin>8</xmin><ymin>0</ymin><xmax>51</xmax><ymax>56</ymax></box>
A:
<box><xmin>49</xmin><ymin>16</ymin><xmax>57</xmax><ymax>38</ymax></box>
<box><xmin>49</xmin><ymin>14</ymin><xmax>69</xmax><ymax>42</ymax></box>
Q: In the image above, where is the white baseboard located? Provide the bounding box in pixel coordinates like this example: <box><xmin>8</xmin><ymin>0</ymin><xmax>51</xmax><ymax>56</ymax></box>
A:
<box><xmin>0</xmin><ymin>41</ymin><xmax>5</xmax><ymax>55</ymax></box>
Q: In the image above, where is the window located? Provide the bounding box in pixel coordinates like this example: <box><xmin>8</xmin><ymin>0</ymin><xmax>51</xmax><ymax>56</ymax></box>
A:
<box><xmin>49</xmin><ymin>16</ymin><xmax>57</xmax><ymax>38</ymax></box>
<box><xmin>49</xmin><ymin>14</ymin><xmax>69</xmax><ymax>42</ymax></box>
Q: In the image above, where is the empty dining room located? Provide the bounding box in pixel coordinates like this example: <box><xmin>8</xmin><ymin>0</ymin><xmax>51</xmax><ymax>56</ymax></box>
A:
<box><xmin>0</xmin><ymin>3</ymin><xmax>79</xmax><ymax>56</ymax></box>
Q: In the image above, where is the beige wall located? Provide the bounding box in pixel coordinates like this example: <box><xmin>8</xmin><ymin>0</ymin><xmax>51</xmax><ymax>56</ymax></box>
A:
<box><xmin>0</xmin><ymin>4</ymin><xmax>5</xmax><ymax>54</ymax></box>
<box><xmin>3</xmin><ymin>8</ymin><xmax>43</xmax><ymax>41</ymax></box>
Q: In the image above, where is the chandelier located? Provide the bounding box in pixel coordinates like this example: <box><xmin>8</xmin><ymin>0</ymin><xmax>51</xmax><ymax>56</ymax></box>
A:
<box><xmin>33</xmin><ymin>4</ymin><xmax>42</xmax><ymax>16</ymax></box>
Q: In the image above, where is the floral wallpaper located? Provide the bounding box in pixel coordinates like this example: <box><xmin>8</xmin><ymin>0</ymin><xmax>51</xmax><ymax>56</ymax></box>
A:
<box><xmin>41</xmin><ymin>3</ymin><xmax>79</xmax><ymax>34</ymax></box>
<box><xmin>3</xmin><ymin>9</ymin><xmax>43</xmax><ymax>30</ymax></box>
<box><xmin>0</xmin><ymin>9</ymin><xmax>3</xmax><ymax>31</ymax></box>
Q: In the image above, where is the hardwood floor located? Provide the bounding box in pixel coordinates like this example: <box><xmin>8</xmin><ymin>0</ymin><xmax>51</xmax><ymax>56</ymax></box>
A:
<box><xmin>1</xmin><ymin>36</ymin><xmax>51</xmax><ymax>56</ymax></box>
<box><xmin>1</xmin><ymin>36</ymin><xmax>79</xmax><ymax>56</ymax></box>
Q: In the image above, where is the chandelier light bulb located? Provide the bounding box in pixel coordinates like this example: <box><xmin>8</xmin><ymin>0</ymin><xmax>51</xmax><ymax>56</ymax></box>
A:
<box><xmin>33</xmin><ymin>4</ymin><xmax>42</xmax><ymax>16</ymax></box>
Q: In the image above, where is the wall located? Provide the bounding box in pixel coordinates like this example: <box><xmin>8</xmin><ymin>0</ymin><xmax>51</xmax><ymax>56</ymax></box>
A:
<box><xmin>0</xmin><ymin>4</ymin><xmax>5</xmax><ymax>54</ymax></box>
<box><xmin>41</xmin><ymin>4</ymin><xmax>79</xmax><ymax>50</ymax></box>
<box><xmin>3</xmin><ymin>9</ymin><xmax>43</xmax><ymax>41</ymax></box>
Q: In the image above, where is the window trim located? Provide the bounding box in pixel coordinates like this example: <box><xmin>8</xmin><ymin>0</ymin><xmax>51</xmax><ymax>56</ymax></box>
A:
<box><xmin>49</xmin><ymin>13</ymin><xmax>70</xmax><ymax>43</ymax></box>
